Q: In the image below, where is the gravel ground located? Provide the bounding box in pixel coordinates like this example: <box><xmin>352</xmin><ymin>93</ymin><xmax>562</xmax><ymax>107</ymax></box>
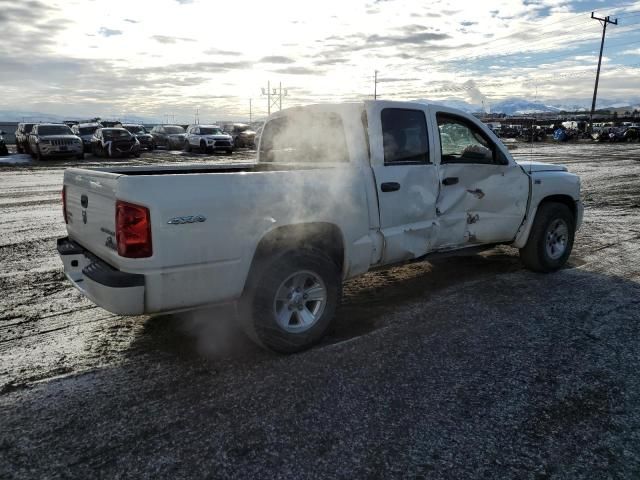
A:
<box><xmin>1</xmin><ymin>142</ymin><xmax>639</xmax><ymax>479</ymax></box>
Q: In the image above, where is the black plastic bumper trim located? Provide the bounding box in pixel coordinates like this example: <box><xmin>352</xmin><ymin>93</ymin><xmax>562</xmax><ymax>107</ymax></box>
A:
<box><xmin>83</xmin><ymin>261</ymin><xmax>145</xmax><ymax>288</ymax></box>
<box><xmin>57</xmin><ymin>236</ymin><xmax>145</xmax><ymax>288</ymax></box>
<box><xmin>57</xmin><ymin>236</ymin><xmax>84</xmax><ymax>255</ymax></box>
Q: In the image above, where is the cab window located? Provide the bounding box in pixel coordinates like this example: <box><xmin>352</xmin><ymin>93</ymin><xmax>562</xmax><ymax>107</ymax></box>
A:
<box><xmin>381</xmin><ymin>108</ymin><xmax>430</xmax><ymax>165</ymax></box>
<box><xmin>437</xmin><ymin>113</ymin><xmax>506</xmax><ymax>165</ymax></box>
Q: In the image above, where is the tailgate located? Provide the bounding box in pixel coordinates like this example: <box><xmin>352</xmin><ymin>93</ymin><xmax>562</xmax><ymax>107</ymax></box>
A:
<box><xmin>64</xmin><ymin>168</ymin><xmax>121</xmax><ymax>264</ymax></box>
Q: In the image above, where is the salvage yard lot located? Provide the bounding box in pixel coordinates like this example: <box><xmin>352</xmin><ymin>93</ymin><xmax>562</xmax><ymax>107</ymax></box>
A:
<box><xmin>1</xmin><ymin>143</ymin><xmax>640</xmax><ymax>478</ymax></box>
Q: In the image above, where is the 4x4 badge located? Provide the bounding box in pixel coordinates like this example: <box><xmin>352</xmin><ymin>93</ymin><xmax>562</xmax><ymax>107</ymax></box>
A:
<box><xmin>167</xmin><ymin>215</ymin><xmax>206</xmax><ymax>225</ymax></box>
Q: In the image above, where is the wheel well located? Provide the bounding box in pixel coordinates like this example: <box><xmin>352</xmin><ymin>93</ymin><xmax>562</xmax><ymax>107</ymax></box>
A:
<box><xmin>250</xmin><ymin>222</ymin><xmax>345</xmax><ymax>274</ymax></box>
<box><xmin>538</xmin><ymin>195</ymin><xmax>577</xmax><ymax>221</ymax></box>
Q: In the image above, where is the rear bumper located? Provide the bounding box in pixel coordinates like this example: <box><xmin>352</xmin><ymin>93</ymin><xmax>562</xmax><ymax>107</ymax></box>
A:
<box><xmin>57</xmin><ymin>237</ymin><xmax>145</xmax><ymax>315</ymax></box>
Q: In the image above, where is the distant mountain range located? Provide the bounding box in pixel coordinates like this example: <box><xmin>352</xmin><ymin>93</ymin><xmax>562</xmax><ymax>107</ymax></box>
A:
<box><xmin>1</xmin><ymin>97</ymin><xmax>639</xmax><ymax>122</ymax></box>
<box><xmin>416</xmin><ymin>98</ymin><xmax>640</xmax><ymax>115</ymax></box>
<box><xmin>0</xmin><ymin>110</ymin><xmax>154</xmax><ymax>123</ymax></box>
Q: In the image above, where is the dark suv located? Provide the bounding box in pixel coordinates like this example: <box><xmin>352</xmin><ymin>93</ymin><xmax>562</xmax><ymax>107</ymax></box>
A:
<box><xmin>122</xmin><ymin>124</ymin><xmax>154</xmax><ymax>150</ymax></box>
<box><xmin>71</xmin><ymin>123</ymin><xmax>103</xmax><ymax>152</ymax></box>
<box><xmin>15</xmin><ymin>123</ymin><xmax>35</xmax><ymax>154</ymax></box>
<box><xmin>150</xmin><ymin>125</ymin><xmax>186</xmax><ymax>150</ymax></box>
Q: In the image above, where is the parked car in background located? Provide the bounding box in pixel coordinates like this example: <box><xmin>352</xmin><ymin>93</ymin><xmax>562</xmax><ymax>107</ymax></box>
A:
<box><xmin>91</xmin><ymin>128</ymin><xmax>141</xmax><ymax>158</ymax></box>
<box><xmin>28</xmin><ymin>124</ymin><xmax>83</xmax><ymax>160</ymax></box>
<box><xmin>184</xmin><ymin>124</ymin><xmax>233</xmax><ymax>154</ymax></box>
<box><xmin>15</xmin><ymin>123</ymin><xmax>35</xmax><ymax>154</ymax></box>
<box><xmin>150</xmin><ymin>125</ymin><xmax>186</xmax><ymax>150</ymax></box>
<box><xmin>224</xmin><ymin>123</ymin><xmax>257</xmax><ymax>148</ymax></box>
<box><xmin>100</xmin><ymin>120</ymin><xmax>122</xmax><ymax>128</ymax></box>
<box><xmin>0</xmin><ymin>130</ymin><xmax>8</xmax><ymax>156</ymax></box>
<box><xmin>122</xmin><ymin>124</ymin><xmax>154</xmax><ymax>150</ymax></box>
<box><xmin>71</xmin><ymin>122</ymin><xmax>103</xmax><ymax>152</ymax></box>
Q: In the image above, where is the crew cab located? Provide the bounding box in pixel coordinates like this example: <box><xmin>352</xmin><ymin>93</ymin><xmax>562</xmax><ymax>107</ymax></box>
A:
<box><xmin>29</xmin><ymin>123</ymin><xmax>84</xmax><ymax>160</ymax></box>
<box><xmin>58</xmin><ymin>101</ymin><xmax>583</xmax><ymax>352</ymax></box>
<box><xmin>184</xmin><ymin>124</ymin><xmax>233</xmax><ymax>154</ymax></box>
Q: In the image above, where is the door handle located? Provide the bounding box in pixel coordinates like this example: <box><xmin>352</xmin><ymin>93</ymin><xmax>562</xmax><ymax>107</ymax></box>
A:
<box><xmin>442</xmin><ymin>177</ymin><xmax>459</xmax><ymax>186</ymax></box>
<box><xmin>380</xmin><ymin>182</ymin><xmax>401</xmax><ymax>192</ymax></box>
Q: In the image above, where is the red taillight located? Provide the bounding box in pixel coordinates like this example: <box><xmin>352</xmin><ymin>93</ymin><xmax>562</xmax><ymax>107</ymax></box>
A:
<box><xmin>115</xmin><ymin>200</ymin><xmax>152</xmax><ymax>258</ymax></box>
<box><xmin>62</xmin><ymin>185</ymin><xmax>68</xmax><ymax>224</ymax></box>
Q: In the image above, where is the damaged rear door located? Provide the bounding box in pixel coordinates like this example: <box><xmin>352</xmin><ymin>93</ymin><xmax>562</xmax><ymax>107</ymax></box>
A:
<box><xmin>367</xmin><ymin>101</ymin><xmax>440</xmax><ymax>263</ymax></box>
<box><xmin>430</xmin><ymin>109</ymin><xmax>529</xmax><ymax>248</ymax></box>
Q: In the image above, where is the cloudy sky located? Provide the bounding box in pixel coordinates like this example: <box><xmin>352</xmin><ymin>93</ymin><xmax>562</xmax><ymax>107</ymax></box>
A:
<box><xmin>1</xmin><ymin>0</ymin><xmax>639</xmax><ymax>122</ymax></box>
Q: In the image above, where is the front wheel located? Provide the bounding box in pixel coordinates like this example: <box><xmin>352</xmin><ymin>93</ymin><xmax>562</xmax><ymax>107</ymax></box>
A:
<box><xmin>240</xmin><ymin>250</ymin><xmax>341</xmax><ymax>353</ymax></box>
<box><xmin>36</xmin><ymin>146</ymin><xmax>43</xmax><ymax>161</ymax></box>
<box><xmin>519</xmin><ymin>202</ymin><xmax>575</xmax><ymax>272</ymax></box>
<box><xmin>184</xmin><ymin>140</ymin><xmax>191</xmax><ymax>153</ymax></box>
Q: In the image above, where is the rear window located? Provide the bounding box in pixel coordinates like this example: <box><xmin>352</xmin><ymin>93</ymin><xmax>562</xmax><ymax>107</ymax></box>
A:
<box><xmin>259</xmin><ymin>112</ymin><xmax>348</xmax><ymax>163</ymax></box>
<box><xmin>164</xmin><ymin>126</ymin><xmax>185</xmax><ymax>134</ymax></box>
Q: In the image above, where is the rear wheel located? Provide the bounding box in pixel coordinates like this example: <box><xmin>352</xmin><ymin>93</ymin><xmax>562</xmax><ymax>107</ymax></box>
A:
<box><xmin>240</xmin><ymin>250</ymin><xmax>341</xmax><ymax>353</ymax></box>
<box><xmin>520</xmin><ymin>202</ymin><xmax>575</xmax><ymax>272</ymax></box>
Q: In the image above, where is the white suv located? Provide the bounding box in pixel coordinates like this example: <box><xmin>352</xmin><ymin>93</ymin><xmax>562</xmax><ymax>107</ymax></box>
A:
<box><xmin>184</xmin><ymin>125</ymin><xmax>233</xmax><ymax>154</ymax></box>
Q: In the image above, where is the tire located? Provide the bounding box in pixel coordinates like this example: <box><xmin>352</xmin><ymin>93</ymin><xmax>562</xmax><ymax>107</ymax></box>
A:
<box><xmin>16</xmin><ymin>143</ymin><xmax>23</xmax><ymax>154</ymax></box>
<box><xmin>519</xmin><ymin>202</ymin><xmax>575</xmax><ymax>272</ymax></box>
<box><xmin>134</xmin><ymin>152</ymin><xmax>140</xmax><ymax>158</ymax></box>
<box><xmin>234</xmin><ymin>137</ymin><xmax>241</xmax><ymax>149</ymax></box>
<box><xmin>0</xmin><ymin>144</ymin><xmax>8</xmax><ymax>156</ymax></box>
<box><xmin>226</xmin><ymin>148</ymin><xmax>233</xmax><ymax>155</ymax></box>
<box><xmin>36</xmin><ymin>145</ymin><xmax>43</xmax><ymax>161</ymax></box>
<box><xmin>184</xmin><ymin>140</ymin><xmax>191</xmax><ymax>153</ymax></box>
<box><xmin>76</xmin><ymin>153</ymin><xmax>84</xmax><ymax>160</ymax></box>
<box><xmin>200</xmin><ymin>141</ymin><xmax>208</xmax><ymax>154</ymax></box>
<box><xmin>240</xmin><ymin>249</ymin><xmax>341</xmax><ymax>353</ymax></box>
<box><xmin>150</xmin><ymin>141</ymin><xmax>156</xmax><ymax>150</ymax></box>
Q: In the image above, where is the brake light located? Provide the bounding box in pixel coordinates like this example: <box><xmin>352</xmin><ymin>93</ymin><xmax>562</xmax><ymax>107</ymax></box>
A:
<box><xmin>62</xmin><ymin>185</ymin><xmax>68</xmax><ymax>224</ymax></box>
<box><xmin>115</xmin><ymin>200</ymin><xmax>152</xmax><ymax>258</ymax></box>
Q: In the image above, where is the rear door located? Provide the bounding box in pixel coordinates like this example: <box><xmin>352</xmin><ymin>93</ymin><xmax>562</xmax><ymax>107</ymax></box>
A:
<box><xmin>428</xmin><ymin>107</ymin><xmax>529</xmax><ymax>248</ymax></box>
<box><xmin>64</xmin><ymin>169</ymin><xmax>120</xmax><ymax>264</ymax></box>
<box><xmin>366</xmin><ymin>101</ymin><xmax>440</xmax><ymax>263</ymax></box>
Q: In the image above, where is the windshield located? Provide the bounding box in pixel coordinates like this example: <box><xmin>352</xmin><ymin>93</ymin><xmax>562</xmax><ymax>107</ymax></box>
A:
<box><xmin>102</xmin><ymin>129</ymin><xmax>132</xmax><ymax>139</ymax></box>
<box><xmin>200</xmin><ymin>127</ymin><xmax>223</xmax><ymax>135</ymax></box>
<box><xmin>164</xmin><ymin>126</ymin><xmax>184</xmax><ymax>134</ymax></box>
<box><xmin>79</xmin><ymin>126</ymin><xmax>99</xmax><ymax>135</ymax></box>
<box><xmin>259</xmin><ymin>112</ymin><xmax>348</xmax><ymax>163</ymax></box>
<box><xmin>39</xmin><ymin>125</ymin><xmax>73</xmax><ymax>136</ymax></box>
<box><xmin>125</xmin><ymin>125</ymin><xmax>146</xmax><ymax>134</ymax></box>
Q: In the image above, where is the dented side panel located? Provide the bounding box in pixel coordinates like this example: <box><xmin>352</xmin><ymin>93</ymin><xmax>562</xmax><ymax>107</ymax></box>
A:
<box><xmin>434</xmin><ymin>163</ymin><xmax>529</xmax><ymax>248</ymax></box>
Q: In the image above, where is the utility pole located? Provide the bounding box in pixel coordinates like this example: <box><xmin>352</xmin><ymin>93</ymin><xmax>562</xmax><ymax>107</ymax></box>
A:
<box><xmin>262</xmin><ymin>81</ymin><xmax>288</xmax><ymax>116</ymax></box>
<box><xmin>374</xmin><ymin>70</ymin><xmax>378</xmax><ymax>100</ymax></box>
<box><xmin>589</xmin><ymin>12</ymin><xmax>618</xmax><ymax>131</ymax></box>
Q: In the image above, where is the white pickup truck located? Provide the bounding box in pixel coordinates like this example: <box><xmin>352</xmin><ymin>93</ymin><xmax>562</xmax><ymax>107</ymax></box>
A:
<box><xmin>58</xmin><ymin>100</ymin><xmax>582</xmax><ymax>352</ymax></box>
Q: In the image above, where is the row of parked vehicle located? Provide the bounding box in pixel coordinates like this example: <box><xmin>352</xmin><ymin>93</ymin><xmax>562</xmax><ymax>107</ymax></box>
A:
<box><xmin>13</xmin><ymin>121</ymin><xmax>257</xmax><ymax>160</ymax></box>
